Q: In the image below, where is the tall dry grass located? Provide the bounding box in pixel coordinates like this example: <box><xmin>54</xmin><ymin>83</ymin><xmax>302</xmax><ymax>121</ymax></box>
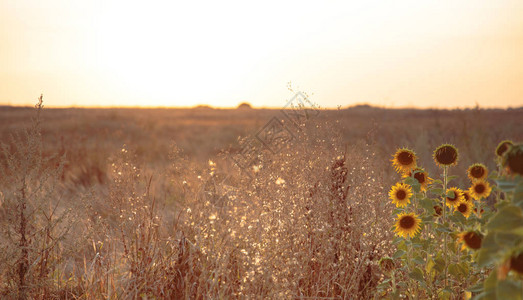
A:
<box><xmin>0</xmin><ymin>99</ymin><xmax>522</xmax><ymax>299</ymax></box>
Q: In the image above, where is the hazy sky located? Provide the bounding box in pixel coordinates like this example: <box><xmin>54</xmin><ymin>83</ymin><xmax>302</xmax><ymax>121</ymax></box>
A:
<box><xmin>1</xmin><ymin>0</ymin><xmax>522</xmax><ymax>108</ymax></box>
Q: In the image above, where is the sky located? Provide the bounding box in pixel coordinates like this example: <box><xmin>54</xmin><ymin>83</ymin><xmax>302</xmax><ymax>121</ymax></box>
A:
<box><xmin>1</xmin><ymin>0</ymin><xmax>522</xmax><ymax>108</ymax></box>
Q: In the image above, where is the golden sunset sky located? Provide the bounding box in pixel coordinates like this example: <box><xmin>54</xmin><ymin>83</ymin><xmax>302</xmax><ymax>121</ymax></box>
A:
<box><xmin>1</xmin><ymin>0</ymin><xmax>522</xmax><ymax>108</ymax></box>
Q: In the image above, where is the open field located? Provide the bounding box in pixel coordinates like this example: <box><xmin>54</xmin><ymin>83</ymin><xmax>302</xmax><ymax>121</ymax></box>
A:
<box><xmin>1</xmin><ymin>104</ymin><xmax>522</xmax><ymax>298</ymax></box>
<box><xmin>2</xmin><ymin>105</ymin><xmax>522</xmax><ymax>185</ymax></box>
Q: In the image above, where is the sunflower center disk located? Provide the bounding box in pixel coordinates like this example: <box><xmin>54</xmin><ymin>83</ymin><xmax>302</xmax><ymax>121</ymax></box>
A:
<box><xmin>464</xmin><ymin>232</ymin><xmax>482</xmax><ymax>249</ymax></box>
<box><xmin>507</xmin><ymin>149</ymin><xmax>523</xmax><ymax>175</ymax></box>
<box><xmin>470</xmin><ymin>167</ymin><xmax>484</xmax><ymax>178</ymax></box>
<box><xmin>396</xmin><ymin>190</ymin><xmax>406</xmax><ymax>200</ymax></box>
<box><xmin>400</xmin><ymin>216</ymin><xmax>415</xmax><ymax>229</ymax></box>
<box><xmin>433</xmin><ymin>206</ymin><xmax>442</xmax><ymax>216</ymax></box>
<box><xmin>397</xmin><ymin>152</ymin><xmax>413</xmax><ymax>165</ymax></box>
<box><xmin>414</xmin><ymin>173</ymin><xmax>425</xmax><ymax>184</ymax></box>
<box><xmin>458</xmin><ymin>204</ymin><xmax>467</xmax><ymax>213</ymax></box>
<box><xmin>463</xmin><ymin>193</ymin><xmax>470</xmax><ymax>201</ymax></box>
<box><xmin>497</xmin><ymin>143</ymin><xmax>510</xmax><ymax>156</ymax></box>
<box><xmin>435</xmin><ymin>146</ymin><xmax>457</xmax><ymax>165</ymax></box>
<box><xmin>475</xmin><ymin>184</ymin><xmax>485</xmax><ymax>194</ymax></box>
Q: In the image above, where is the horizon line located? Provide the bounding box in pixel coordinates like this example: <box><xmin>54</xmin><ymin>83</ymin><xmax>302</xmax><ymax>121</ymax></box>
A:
<box><xmin>1</xmin><ymin>103</ymin><xmax>522</xmax><ymax>111</ymax></box>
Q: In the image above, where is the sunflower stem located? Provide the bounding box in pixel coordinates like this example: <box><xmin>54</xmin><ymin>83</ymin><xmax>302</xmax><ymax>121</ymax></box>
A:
<box><xmin>443</xmin><ymin>166</ymin><xmax>448</xmax><ymax>288</ymax></box>
<box><xmin>477</xmin><ymin>198</ymin><xmax>483</xmax><ymax>220</ymax></box>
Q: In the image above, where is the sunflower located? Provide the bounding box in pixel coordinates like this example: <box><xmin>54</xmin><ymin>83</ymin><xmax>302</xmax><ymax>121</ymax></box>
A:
<box><xmin>379</xmin><ymin>257</ymin><xmax>395</xmax><ymax>272</ymax></box>
<box><xmin>433</xmin><ymin>205</ymin><xmax>442</xmax><ymax>217</ymax></box>
<box><xmin>467</xmin><ymin>163</ymin><xmax>488</xmax><ymax>182</ymax></box>
<box><xmin>455</xmin><ymin>201</ymin><xmax>473</xmax><ymax>219</ymax></box>
<box><xmin>433</xmin><ymin>144</ymin><xmax>459</xmax><ymax>167</ymax></box>
<box><xmin>394</xmin><ymin>213</ymin><xmax>421</xmax><ymax>238</ymax></box>
<box><xmin>458</xmin><ymin>231</ymin><xmax>482</xmax><ymax>251</ymax></box>
<box><xmin>495</xmin><ymin>140</ymin><xmax>513</xmax><ymax>157</ymax></box>
<box><xmin>473</xmin><ymin>207</ymin><xmax>485</xmax><ymax>217</ymax></box>
<box><xmin>391</xmin><ymin>148</ymin><xmax>417</xmax><ymax>174</ymax></box>
<box><xmin>469</xmin><ymin>180</ymin><xmax>492</xmax><ymax>200</ymax></box>
<box><xmin>403</xmin><ymin>167</ymin><xmax>432</xmax><ymax>191</ymax></box>
<box><xmin>462</xmin><ymin>190</ymin><xmax>472</xmax><ymax>202</ymax></box>
<box><xmin>502</xmin><ymin>143</ymin><xmax>523</xmax><ymax>176</ymax></box>
<box><xmin>445</xmin><ymin>187</ymin><xmax>464</xmax><ymax>208</ymax></box>
<box><xmin>389</xmin><ymin>182</ymin><xmax>413</xmax><ymax>207</ymax></box>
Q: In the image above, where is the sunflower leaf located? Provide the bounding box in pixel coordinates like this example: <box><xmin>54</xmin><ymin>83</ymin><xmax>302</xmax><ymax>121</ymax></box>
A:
<box><xmin>510</xmin><ymin>226</ymin><xmax>523</xmax><ymax>237</ymax></box>
<box><xmin>451</xmin><ymin>211</ymin><xmax>466</xmax><ymax>224</ymax></box>
<box><xmin>468</xmin><ymin>281</ymin><xmax>484</xmax><ymax>293</ymax></box>
<box><xmin>430</xmin><ymin>188</ymin><xmax>443</xmax><ymax>195</ymax></box>
<box><xmin>486</xmin><ymin>205</ymin><xmax>523</xmax><ymax>231</ymax></box>
<box><xmin>494</xmin><ymin>231</ymin><xmax>522</xmax><ymax>247</ymax></box>
<box><xmin>404</xmin><ymin>176</ymin><xmax>417</xmax><ymax>186</ymax></box>
<box><xmin>425</xmin><ymin>257</ymin><xmax>435</xmax><ymax>274</ymax></box>
<box><xmin>495</xmin><ymin>177</ymin><xmax>520</xmax><ymax>193</ymax></box>
<box><xmin>412</xmin><ymin>256</ymin><xmax>425</xmax><ymax>265</ymax></box>
<box><xmin>496</xmin><ymin>280</ymin><xmax>523</xmax><ymax>300</ymax></box>
<box><xmin>435</xmin><ymin>223</ymin><xmax>452</xmax><ymax>233</ymax></box>
<box><xmin>513</xmin><ymin>181</ymin><xmax>523</xmax><ymax>208</ymax></box>
<box><xmin>473</xmin><ymin>291</ymin><xmax>496</xmax><ymax>300</ymax></box>
<box><xmin>393</xmin><ymin>249</ymin><xmax>406</xmax><ymax>259</ymax></box>
<box><xmin>447</xmin><ymin>175</ymin><xmax>458</xmax><ymax>181</ymax></box>
<box><xmin>448</xmin><ymin>263</ymin><xmax>460</xmax><ymax>278</ymax></box>
<box><xmin>434</xmin><ymin>256</ymin><xmax>445</xmax><ymax>273</ymax></box>
<box><xmin>477</xmin><ymin>233</ymin><xmax>501</xmax><ymax>268</ymax></box>
<box><xmin>419</xmin><ymin>197</ymin><xmax>435</xmax><ymax>212</ymax></box>
<box><xmin>484</xmin><ymin>268</ymin><xmax>498</xmax><ymax>291</ymax></box>
<box><xmin>408</xmin><ymin>267</ymin><xmax>424</xmax><ymax>282</ymax></box>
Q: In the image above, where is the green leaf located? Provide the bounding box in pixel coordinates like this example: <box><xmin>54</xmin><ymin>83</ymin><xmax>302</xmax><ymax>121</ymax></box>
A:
<box><xmin>404</xmin><ymin>176</ymin><xmax>415</xmax><ymax>184</ymax></box>
<box><xmin>412</xmin><ymin>256</ymin><xmax>425</xmax><ymax>265</ymax></box>
<box><xmin>459</xmin><ymin>261</ymin><xmax>470</xmax><ymax>277</ymax></box>
<box><xmin>487</xmin><ymin>205</ymin><xmax>523</xmax><ymax>231</ymax></box>
<box><xmin>392</xmin><ymin>236</ymin><xmax>403</xmax><ymax>245</ymax></box>
<box><xmin>397</xmin><ymin>240</ymin><xmax>407</xmax><ymax>251</ymax></box>
<box><xmin>468</xmin><ymin>281</ymin><xmax>484</xmax><ymax>293</ymax></box>
<box><xmin>432</xmin><ymin>179</ymin><xmax>443</xmax><ymax>185</ymax></box>
<box><xmin>422</xmin><ymin>216</ymin><xmax>434</xmax><ymax>223</ymax></box>
<box><xmin>484</xmin><ymin>268</ymin><xmax>498</xmax><ymax>291</ymax></box>
<box><xmin>435</xmin><ymin>223</ymin><xmax>453</xmax><ymax>233</ymax></box>
<box><xmin>477</xmin><ymin>233</ymin><xmax>500</xmax><ymax>267</ymax></box>
<box><xmin>496</xmin><ymin>279</ymin><xmax>523</xmax><ymax>300</ymax></box>
<box><xmin>514</xmin><ymin>181</ymin><xmax>523</xmax><ymax>208</ymax></box>
<box><xmin>510</xmin><ymin>226</ymin><xmax>523</xmax><ymax>237</ymax></box>
<box><xmin>430</xmin><ymin>188</ymin><xmax>443</xmax><ymax>195</ymax></box>
<box><xmin>393</xmin><ymin>249</ymin><xmax>406</xmax><ymax>259</ymax></box>
<box><xmin>494</xmin><ymin>231</ymin><xmax>523</xmax><ymax>247</ymax></box>
<box><xmin>473</xmin><ymin>291</ymin><xmax>496</xmax><ymax>300</ymax></box>
<box><xmin>448</xmin><ymin>263</ymin><xmax>464</xmax><ymax>278</ymax></box>
<box><xmin>434</xmin><ymin>256</ymin><xmax>445</xmax><ymax>273</ymax></box>
<box><xmin>449</xmin><ymin>212</ymin><xmax>466</xmax><ymax>225</ymax></box>
<box><xmin>447</xmin><ymin>175</ymin><xmax>458</xmax><ymax>181</ymax></box>
<box><xmin>495</xmin><ymin>177</ymin><xmax>519</xmax><ymax>193</ymax></box>
<box><xmin>420</xmin><ymin>197</ymin><xmax>435</xmax><ymax>212</ymax></box>
<box><xmin>426</xmin><ymin>257</ymin><xmax>435</xmax><ymax>274</ymax></box>
<box><xmin>438</xmin><ymin>288</ymin><xmax>452</xmax><ymax>300</ymax></box>
<box><xmin>408</xmin><ymin>267</ymin><xmax>424</xmax><ymax>282</ymax></box>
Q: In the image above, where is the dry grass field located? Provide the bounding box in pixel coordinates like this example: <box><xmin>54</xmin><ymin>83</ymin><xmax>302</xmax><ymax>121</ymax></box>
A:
<box><xmin>0</xmin><ymin>102</ymin><xmax>522</xmax><ymax>299</ymax></box>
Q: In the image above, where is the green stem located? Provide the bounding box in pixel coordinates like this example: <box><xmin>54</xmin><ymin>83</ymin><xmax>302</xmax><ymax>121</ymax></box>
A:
<box><xmin>443</xmin><ymin>166</ymin><xmax>448</xmax><ymax>288</ymax></box>
<box><xmin>477</xmin><ymin>198</ymin><xmax>483</xmax><ymax>221</ymax></box>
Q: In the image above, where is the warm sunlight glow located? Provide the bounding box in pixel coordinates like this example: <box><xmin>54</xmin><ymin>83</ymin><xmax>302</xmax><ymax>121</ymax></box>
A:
<box><xmin>1</xmin><ymin>0</ymin><xmax>522</xmax><ymax>108</ymax></box>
